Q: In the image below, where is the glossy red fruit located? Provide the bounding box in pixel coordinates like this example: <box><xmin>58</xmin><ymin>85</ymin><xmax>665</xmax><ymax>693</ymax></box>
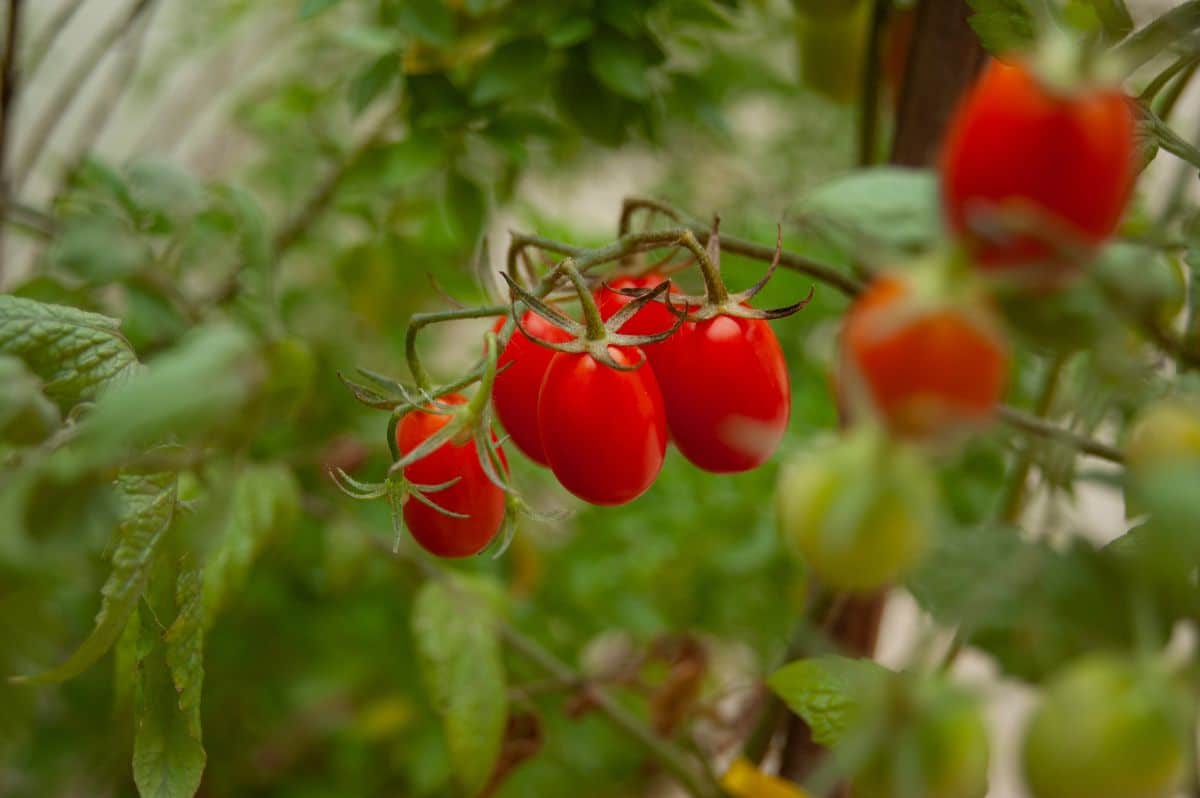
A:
<box><xmin>396</xmin><ymin>395</ymin><xmax>507</xmax><ymax>557</ymax></box>
<box><xmin>537</xmin><ymin>347</ymin><xmax>667</xmax><ymax>505</ymax></box>
<box><xmin>841</xmin><ymin>273</ymin><xmax>1008</xmax><ymax>439</ymax></box>
<box><xmin>653</xmin><ymin>315</ymin><xmax>790</xmax><ymax>473</ymax></box>
<box><xmin>940</xmin><ymin>59</ymin><xmax>1135</xmax><ymax>277</ymax></box>
<box><xmin>492</xmin><ymin>313</ymin><xmax>571</xmax><ymax>466</ymax></box>
<box><xmin>596</xmin><ymin>275</ymin><xmax>679</xmax><ymax>362</ymax></box>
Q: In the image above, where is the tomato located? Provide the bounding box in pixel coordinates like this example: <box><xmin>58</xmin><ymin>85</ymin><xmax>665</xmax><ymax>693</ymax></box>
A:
<box><xmin>1125</xmin><ymin>399</ymin><xmax>1200</xmax><ymax>471</ymax></box>
<box><xmin>396</xmin><ymin>395</ymin><xmax>507</xmax><ymax>557</ymax></box>
<box><xmin>653</xmin><ymin>314</ymin><xmax>790</xmax><ymax>472</ymax></box>
<box><xmin>841</xmin><ymin>272</ymin><xmax>1008</xmax><ymax>440</ymax></box>
<box><xmin>537</xmin><ymin>346</ymin><xmax>667</xmax><ymax>505</ymax></box>
<box><xmin>940</xmin><ymin>60</ymin><xmax>1135</xmax><ymax>277</ymax></box>
<box><xmin>777</xmin><ymin>428</ymin><xmax>936</xmax><ymax>591</ymax></box>
<box><xmin>596</xmin><ymin>275</ymin><xmax>679</xmax><ymax>351</ymax></box>
<box><xmin>1022</xmin><ymin>656</ymin><xmax>1186</xmax><ymax>798</ymax></box>
<box><xmin>492</xmin><ymin>313</ymin><xmax>572</xmax><ymax>466</ymax></box>
<box><xmin>856</xmin><ymin>684</ymin><xmax>990</xmax><ymax>798</ymax></box>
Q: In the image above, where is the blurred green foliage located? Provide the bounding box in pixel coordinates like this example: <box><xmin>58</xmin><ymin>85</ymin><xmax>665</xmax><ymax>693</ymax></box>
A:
<box><xmin>3</xmin><ymin>0</ymin><xmax>1200</xmax><ymax>797</ymax></box>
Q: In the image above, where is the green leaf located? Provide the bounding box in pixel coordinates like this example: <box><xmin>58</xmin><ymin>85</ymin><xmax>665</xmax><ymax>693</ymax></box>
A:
<box><xmin>0</xmin><ymin>355</ymin><xmax>60</xmax><ymax>445</ymax></box>
<box><xmin>0</xmin><ymin>295</ymin><xmax>139</xmax><ymax>408</ymax></box>
<box><xmin>799</xmin><ymin>167</ymin><xmax>939</xmax><ymax>255</ymax></box>
<box><xmin>967</xmin><ymin>0</ymin><xmax>1035</xmax><ymax>55</ymax></box>
<box><xmin>299</xmin><ymin>0</ymin><xmax>341</xmax><ymax>20</ymax></box>
<box><xmin>1083</xmin><ymin>0</ymin><xmax>1133</xmax><ymax>40</ymax></box>
<box><xmin>49</xmin><ymin>217</ymin><xmax>150</xmax><ymax>283</ymax></box>
<box><xmin>412</xmin><ymin>575</ymin><xmax>507</xmax><ymax>796</ymax></box>
<box><xmin>202</xmin><ymin>464</ymin><xmax>300</xmax><ymax>626</ymax></box>
<box><xmin>470</xmin><ymin>39</ymin><xmax>550</xmax><ymax>105</ymax></box>
<box><xmin>133</xmin><ymin>564</ymin><xmax>206</xmax><ymax>798</ymax></box>
<box><xmin>767</xmin><ymin>656</ymin><xmax>888</xmax><ymax>747</ymax></box>
<box><xmin>546</xmin><ymin>17</ymin><xmax>594</xmax><ymax>48</ymax></box>
<box><xmin>164</xmin><ymin>566</ymin><xmax>205</xmax><ymax>741</ymax></box>
<box><xmin>15</xmin><ymin>470</ymin><xmax>177</xmax><ymax>684</ymax></box>
<box><xmin>396</xmin><ymin>0</ymin><xmax>456</xmax><ymax>47</ymax></box>
<box><xmin>442</xmin><ymin>172</ymin><xmax>486</xmax><ymax>243</ymax></box>
<box><xmin>71</xmin><ymin>324</ymin><xmax>256</xmax><ymax>463</ymax></box>
<box><xmin>588</xmin><ymin>31</ymin><xmax>651</xmax><ymax>99</ymax></box>
<box><xmin>349</xmin><ymin>53</ymin><xmax>400</xmax><ymax>114</ymax></box>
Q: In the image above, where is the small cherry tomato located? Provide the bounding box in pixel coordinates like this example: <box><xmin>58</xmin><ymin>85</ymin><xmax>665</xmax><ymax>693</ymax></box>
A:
<box><xmin>1125</xmin><ymin>398</ymin><xmax>1200</xmax><ymax>472</ymax></box>
<box><xmin>653</xmin><ymin>314</ymin><xmax>790</xmax><ymax>473</ymax></box>
<box><xmin>940</xmin><ymin>60</ymin><xmax>1135</xmax><ymax>278</ymax></box>
<box><xmin>492</xmin><ymin>313</ymin><xmax>571</xmax><ymax>466</ymax></box>
<box><xmin>777</xmin><ymin>428</ymin><xmax>936</xmax><ymax>592</ymax></box>
<box><xmin>841</xmin><ymin>272</ymin><xmax>1008</xmax><ymax>440</ymax></box>
<box><xmin>396</xmin><ymin>395</ymin><xmax>507</xmax><ymax>557</ymax></box>
<box><xmin>537</xmin><ymin>346</ymin><xmax>667</xmax><ymax>505</ymax></box>
<box><xmin>1023</xmin><ymin>656</ymin><xmax>1186</xmax><ymax>798</ymax></box>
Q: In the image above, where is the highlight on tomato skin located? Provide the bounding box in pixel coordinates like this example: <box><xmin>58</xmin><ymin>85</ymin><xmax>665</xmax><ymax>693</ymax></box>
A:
<box><xmin>395</xmin><ymin>395</ymin><xmax>507</xmax><ymax>558</ymax></box>
<box><xmin>939</xmin><ymin>59</ymin><xmax>1136</xmax><ymax>282</ymax></box>
<box><xmin>839</xmin><ymin>270</ymin><xmax>1009</xmax><ymax>441</ymax></box>
<box><xmin>491</xmin><ymin>313</ymin><xmax>572</xmax><ymax>467</ymax></box>
<box><xmin>536</xmin><ymin>346</ymin><xmax>668</xmax><ymax>507</ymax></box>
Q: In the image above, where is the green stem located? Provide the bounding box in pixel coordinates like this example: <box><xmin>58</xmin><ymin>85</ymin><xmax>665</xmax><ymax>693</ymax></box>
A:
<box><xmin>498</xmin><ymin>625</ymin><xmax>725</xmax><ymax>798</ymax></box>
<box><xmin>559</xmin><ymin>260</ymin><xmax>607</xmax><ymax>340</ymax></box>
<box><xmin>405</xmin><ymin>304</ymin><xmax>507</xmax><ymax>391</ymax></box>
<box><xmin>1001</xmin><ymin>354</ymin><xmax>1069</xmax><ymax>523</ymax></box>
<box><xmin>1115</xmin><ymin>0</ymin><xmax>1200</xmax><ymax>73</ymax></box>
<box><xmin>1141</xmin><ymin>54</ymin><xmax>1199</xmax><ymax>105</ymax></box>
<box><xmin>466</xmin><ymin>331</ymin><xmax>500</xmax><ymax>418</ymax></box>
<box><xmin>678</xmin><ymin>230</ymin><xmax>730</xmax><ymax>305</ymax></box>
<box><xmin>857</xmin><ymin>0</ymin><xmax>889</xmax><ymax>168</ymax></box>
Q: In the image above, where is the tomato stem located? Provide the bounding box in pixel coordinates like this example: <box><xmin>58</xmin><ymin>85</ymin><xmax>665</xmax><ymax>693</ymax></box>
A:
<box><xmin>560</xmin><ymin>259</ymin><xmax>608</xmax><ymax>341</ymax></box>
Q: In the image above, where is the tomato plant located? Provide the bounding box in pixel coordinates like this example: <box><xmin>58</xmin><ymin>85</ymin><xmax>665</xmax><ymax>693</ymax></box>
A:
<box><xmin>396</xmin><ymin>396</ymin><xmax>508</xmax><ymax>557</ymax></box>
<box><xmin>940</xmin><ymin>59</ymin><xmax>1136</xmax><ymax>280</ymax></box>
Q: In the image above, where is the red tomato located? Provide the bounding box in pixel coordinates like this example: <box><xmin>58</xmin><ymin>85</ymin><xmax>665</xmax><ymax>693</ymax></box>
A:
<box><xmin>537</xmin><ymin>347</ymin><xmax>667</xmax><ymax>505</ymax></box>
<box><xmin>396</xmin><ymin>394</ymin><xmax>507</xmax><ymax>557</ymax></box>
<box><xmin>653</xmin><ymin>315</ymin><xmax>790</xmax><ymax>473</ymax></box>
<box><xmin>940</xmin><ymin>60</ymin><xmax>1135</xmax><ymax>276</ymax></box>
<box><xmin>841</xmin><ymin>274</ymin><xmax>1008</xmax><ymax>439</ymax></box>
<box><xmin>596</xmin><ymin>274</ymin><xmax>679</xmax><ymax>362</ymax></box>
<box><xmin>492</xmin><ymin>313</ymin><xmax>571</xmax><ymax>466</ymax></box>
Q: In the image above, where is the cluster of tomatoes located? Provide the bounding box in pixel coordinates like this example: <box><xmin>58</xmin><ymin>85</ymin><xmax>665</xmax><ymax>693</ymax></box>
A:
<box><xmin>396</xmin><ymin>235</ymin><xmax>801</xmax><ymax>558</ymax></box>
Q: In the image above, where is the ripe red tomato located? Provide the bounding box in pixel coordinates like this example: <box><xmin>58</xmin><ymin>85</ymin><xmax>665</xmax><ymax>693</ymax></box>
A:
<box><xmin>596</xmin><ymin>274</ymin><xmax>679</xmax><ymax>357</ymax></box>
<box><xmin>396</xmin><ymin>394</ymin><xmax>507</xmax><ymax>557</ymax></box>
<box><xmin>653</xmin><ymin>315</ymin><xmax>790</xmax><ymax>473</ymax></box>
<box><xmin>492</xmin><ymin>313</ymin><xmax>571</xmax><ymax>466</ymax></box>
<box><xmin>841</xmin><ymin>273</ymin><xmax>1008</xmax><ymax>439</ymax></box>
<box><xmin>537</xmin><ymin>347</ymin><xmax>667</xmax><ymax>505</ymax></box>
<box><xmin>940</xmin><ymin>60</ymin><xmax>1135</xmax><ymax>276</ymax></box>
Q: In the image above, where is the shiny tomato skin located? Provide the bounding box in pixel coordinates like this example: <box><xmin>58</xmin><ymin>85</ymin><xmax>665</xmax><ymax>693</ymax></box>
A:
<box><xmin>842</xmin><ymin>274</ymin><xmax>1008</xmax><ymax>439</ymax></box>
<box><xmin>492</xmin><ymin>314</ymin><xmax>571</xmax><ymax>466</ymax></box>
<box><xmin>396</xmin><ymin>394</ymin><xmax>507</xmax><ymax>558</ymax></box>
<box><xmin>537</xmin><ymin>347</ymin><xmax>667</xmax><ymax>506</ymax></box>
<box><xmin>940</xmin><ymin>60</ymin><xmax>1135</xmax><ymax>273</ymax></box>
<box><xmin>654</xmin><ymin>315</ymin><xmax>790</xmax><ymax>473</ymax></box>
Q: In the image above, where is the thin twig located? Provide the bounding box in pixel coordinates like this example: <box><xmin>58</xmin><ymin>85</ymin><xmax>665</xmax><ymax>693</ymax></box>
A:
<box><xmin>58</xmin><ymin>0</ymin><xmax>159</xmax><ymax>183</ymax></box>
<box><xmin>0</xmin><ymin>0</ymin><xmax>25</xmax><ymax>285</ymax></box>
<box><xmin>272</xmin><ymin>112</ymin><xmax>392</xmax><ymax>256</ymax></box>
<box><xmin>1000</xmin><ymin>354</ymin><xmax>1069</xmax><ymax>522</ymax></box>
<box><xmin>858</xmin><ymin>0</ymin><xmax>889</xmax><ymax>167</ymax></box>
<box><xmin>22</xmin><ymin>0</ymin><xmax>83</xmax><ymax>80</ymax></box>
<box><xmin>12</xmin><ymin>0</ymin><xmax>155</xmax><ymax>193</ymax></box>
<box><xmin>1</xmin><ymin>195</ymin><xmax>54</xmax><ymax>237</ymax></box>
<box><xmin>995</xmin><ymin>405</ymin><xmax>1124</xmax><ymax>464</ymax></box>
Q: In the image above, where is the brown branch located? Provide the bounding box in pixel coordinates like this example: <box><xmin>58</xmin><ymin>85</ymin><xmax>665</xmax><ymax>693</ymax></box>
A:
<box><xmin>23</xmin><ymin>0</ymin><xmax>83</xmax><ymax>80</ymax></box>
<box><xmin>0</xmin><ymin>0</ymin><xmax>24</xmax><ymax>284</ymax></box>
<box><xmin>12</xmin><ymin>0</ymin><xmax>156</xmax><ymax>192</ymax></box>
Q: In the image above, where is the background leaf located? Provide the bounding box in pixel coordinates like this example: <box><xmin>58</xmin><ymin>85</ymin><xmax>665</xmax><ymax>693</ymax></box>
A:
<box><xmin>767</xmin><ymin>656</ymin><xmax>888</xmax><ymax>747</ymax></box>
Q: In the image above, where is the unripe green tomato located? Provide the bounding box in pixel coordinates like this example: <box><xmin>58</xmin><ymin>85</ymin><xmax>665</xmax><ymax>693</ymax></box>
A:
<box><xmin>796</xmin><ymin>2</ymin><xmax>869</xmax><ymax>105</ymax></box>
<box><xmin>857</xmin><ymin>689</ymin><xmax>990</xmax><ymax>798</ymax></box>
<box><xmin>1022</xmin><ymin>656</ymin><xmax>1186</xmax><ymax>798</ymax></box>
<box><xmin>1126</xmin><ymin>399</ymin><xmax>1200</xmax><ymax>471</ymax></box>
<box><xmin>776</xmin><ymin>429</ymin><xmax>937</xmax><ymax>591</ymax></box>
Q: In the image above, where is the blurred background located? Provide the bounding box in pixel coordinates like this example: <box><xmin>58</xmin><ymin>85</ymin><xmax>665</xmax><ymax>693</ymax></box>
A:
<box><xmin>0</xmin><ymin>1</ymin><xmax>1194</xmax><ymax>797</ymax></box>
